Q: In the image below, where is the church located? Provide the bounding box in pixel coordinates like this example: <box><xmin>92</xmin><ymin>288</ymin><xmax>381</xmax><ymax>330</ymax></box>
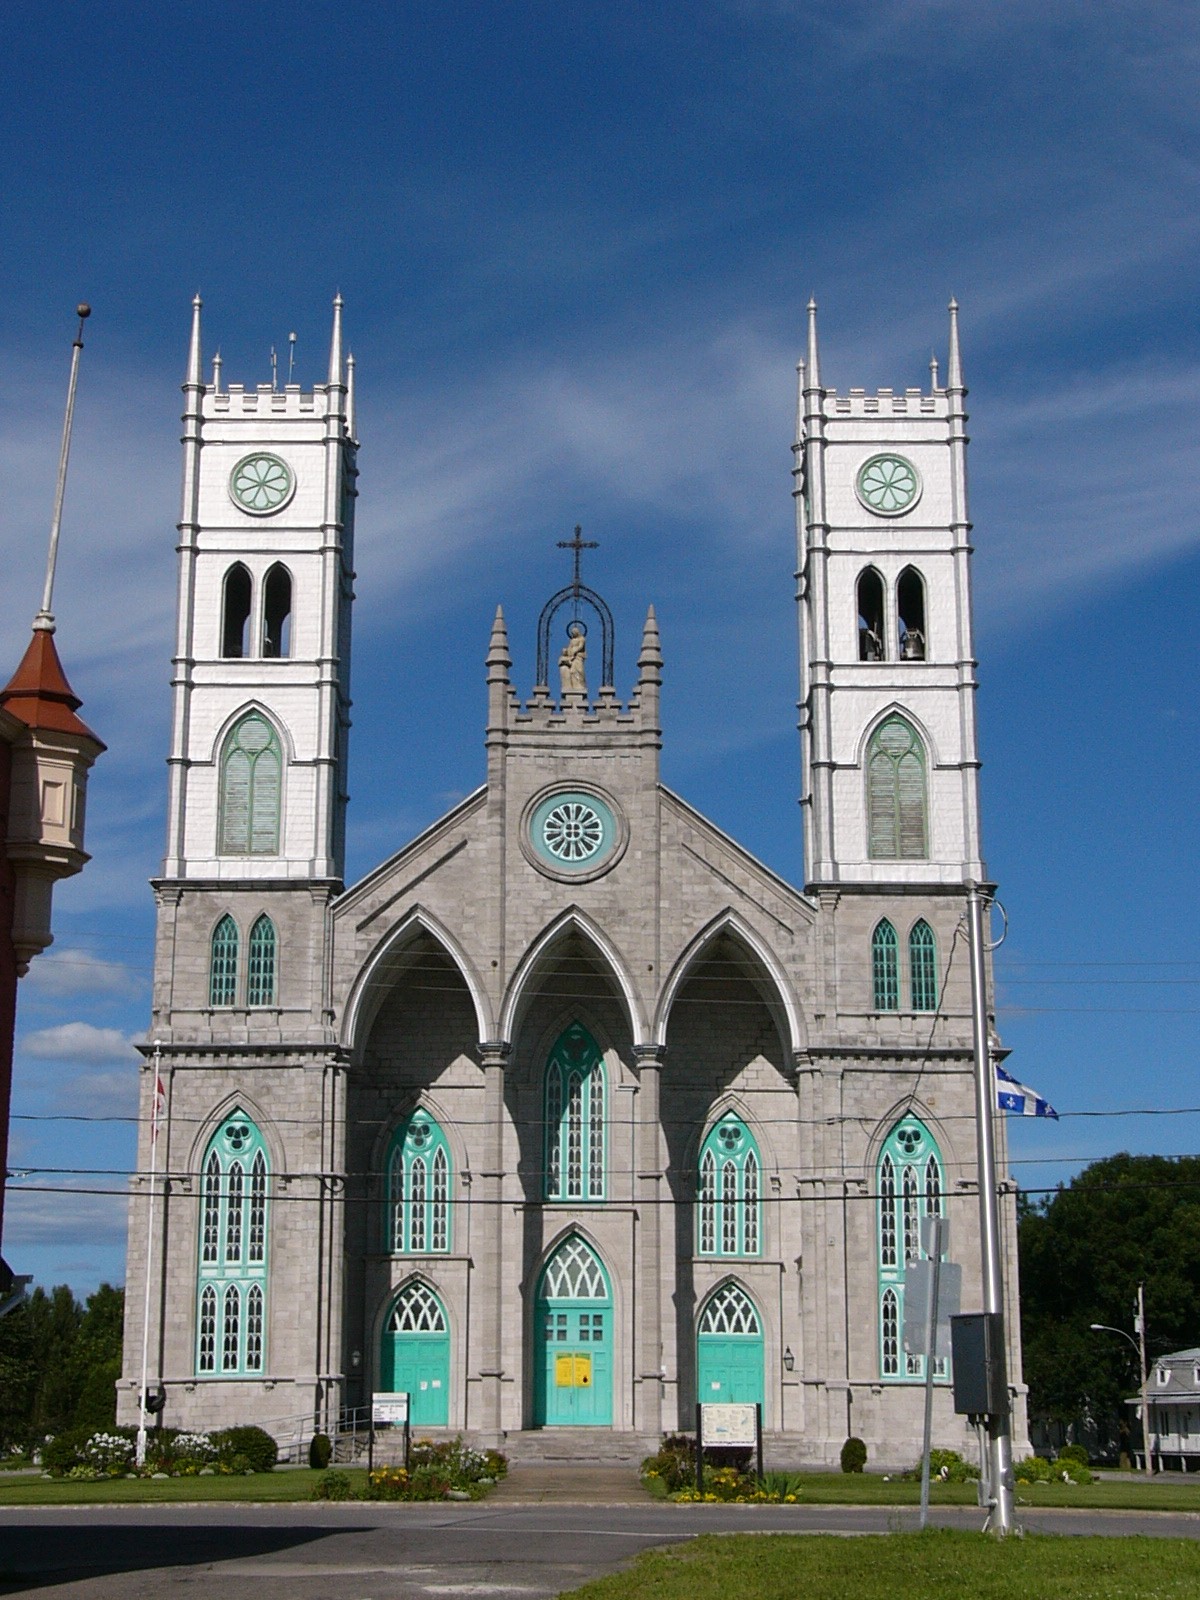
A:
<box><xmin>118</xmin><ymin>295</ymin><xmax>1028</xmax><ymax>1463</ymax></box>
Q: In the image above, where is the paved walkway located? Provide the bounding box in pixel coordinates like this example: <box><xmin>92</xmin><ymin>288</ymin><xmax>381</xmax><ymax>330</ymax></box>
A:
<box><xmin>488</xmin><ymin>1462</ymin><xmax>647</xmax><ymax>1502</ymax></box>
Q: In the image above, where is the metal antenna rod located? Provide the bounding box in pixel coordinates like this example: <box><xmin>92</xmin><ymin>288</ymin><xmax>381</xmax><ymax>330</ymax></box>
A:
<box><xmin>34</xmin><ymin>303</ymin><xmax>91</xmax><ymax>634</ymax></box>
<box><xmin>288</xmin><ymin>331</ymin><xmax>297</xmax><ymax>384</ymax></box>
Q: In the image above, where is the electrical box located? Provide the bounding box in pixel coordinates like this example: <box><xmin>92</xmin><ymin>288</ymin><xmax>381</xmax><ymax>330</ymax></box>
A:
<box><xmin>950</xmin><ymin>1312</ymin><xmax>1009</xmax><ymax>1416</ymax></box>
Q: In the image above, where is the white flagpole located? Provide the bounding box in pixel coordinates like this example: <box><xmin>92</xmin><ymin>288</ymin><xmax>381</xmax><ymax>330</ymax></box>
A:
<box><xmin>135</xmin><ymin>1042</ymin><xmax>163</xmax><ymax>1468</ymax></box>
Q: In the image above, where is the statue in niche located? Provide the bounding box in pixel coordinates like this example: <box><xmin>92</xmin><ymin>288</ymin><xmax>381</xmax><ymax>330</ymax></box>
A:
<box><xmin>559</xmin><ymin>621</ymin><xmax>588</xmax><ymax>695</ymax></box>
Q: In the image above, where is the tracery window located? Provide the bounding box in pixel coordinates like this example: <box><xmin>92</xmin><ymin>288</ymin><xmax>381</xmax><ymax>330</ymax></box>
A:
<box><xmin>909</xmin><ymin>920</ymin><xmax>938</xmax><ymax>1012</ymax></box>
<box><xmin>698</xmin><ymin>1283</ymin><xmax>761</xmax><ymax>1336</ymax></box>
<box><xmin>218</xmin><ymin>712</ymin><xmax>282</xmax><ymax>856</ymax></box>
<box><xmin>544</xmin><ymin>1024</ymin><xmax>605</xmax><ymax>1201</ymax></box>
<box><xmin>871</xmin><ymin>919</ymin><xmax>899</xmax><ymax>1011</ymax></box>
<box><xmin>246</xmin><ymin>914</ymin><xmax>277</xmax><ymax>1007</ymax></box>
<box><xmin>697</xmin><ymin>1115</ymin><xmax>762</xmax><ymax>1257</ymax></box>
<box><xmin>866</xmin><ymin>715</ymin><xmax>928</xmax><ymax>860</ymax></box>
<box><xmin>209</xmin><ymin>915</ymin><xmax>239</xmax><ymax>1008</ymax></box>
<box><xmin>387</xmin><ymin>1112</ymin><xmax>452</xmax><ymax>1254</ymax></box>
<box><xmin>388</xmin><ymin>1281</ymin><xmax>448</xmax><ymax>1333</ymax></box>
<box><xmin>877</xmin><ymin>1117</ymin><xmax>946</xmax><ymax>1381</ymax></box>
<box><xmin>196</xmin><ymin>1111</ymin><xmax>269</xmax><ymax>1375</ymax></box>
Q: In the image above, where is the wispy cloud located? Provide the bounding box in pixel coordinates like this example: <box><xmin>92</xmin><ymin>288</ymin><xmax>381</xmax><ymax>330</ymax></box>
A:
<box><xmin>20</xmin><ymin>1022</ymin><xmax>138</xmax><ymax>1063</ymax></box>
<box><xmin>24</xmin><ymin>949</ymin><xmax>144</xmax><ymax>1000</ymax></box>
<box><xmin>3</xmin><ymin>1186</ymin><xmax>128</xmax><ymax>1250</ymax></box>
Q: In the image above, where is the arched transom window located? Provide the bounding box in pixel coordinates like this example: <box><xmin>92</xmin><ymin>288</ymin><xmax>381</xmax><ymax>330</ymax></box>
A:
<box><xmin>698</xmin><ymin>1284</ymin><xmax>761</xmax><ymax>1336</ymax></box>
<box><xmin>387</xmin><ymin>1111</ymin><xmax>451</xmax><ymax>1255</ymax></box>
<box><xmin>877</xmin><ymin>1117</ymin><xmax>946</xmax><ymax>1382</ymax></box>
<box><xmin>698</xmin><ymin>1115</ymin><xmax>761</xmax><ymax>1257</ymax></box>
<box><xmin>388</xmin><ymin>1282</ymin><xmax>447</xmax><ymax>1334</ymax></box>
<box><xmin>196</xmin><ymin>1110</ymin><xmax>269</xmax><ymax>1376</ymax></box>
<box><xmin>219</xmin><ymin>712</ymin><xmax>282</xmax><ymax>856</ymax></box>
<box><xmin>540</xmin><ymin>1236</ymin><xmax>608</xmax><ymax>1300</ymax></box>
<box><xmin>544</xmin><ymin>1024</ymin><xmax>605</xmax><ymax>1201</ymax></box>
<box><xmin>866</xmin><ymin>715</ymin><xmax>928</xmax><ymax>860</ymax></box>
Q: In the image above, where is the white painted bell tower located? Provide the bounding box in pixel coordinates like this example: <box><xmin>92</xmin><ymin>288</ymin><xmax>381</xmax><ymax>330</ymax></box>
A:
<box><xmin>794</xmin><ymin>300</ymin><xmax>985</xmax><ymax>888</ymax></box>
<box><xmin>162</xmin><ymin>295</ymin><xmax>356</xmax><ymax>885</ymax></box>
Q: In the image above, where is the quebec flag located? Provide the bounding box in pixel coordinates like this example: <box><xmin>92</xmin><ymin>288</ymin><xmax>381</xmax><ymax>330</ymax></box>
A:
<box><xmin>995</xmin><ymin>1064</ymin><xmax>1058</xmax><ymax>1120</ymax></box>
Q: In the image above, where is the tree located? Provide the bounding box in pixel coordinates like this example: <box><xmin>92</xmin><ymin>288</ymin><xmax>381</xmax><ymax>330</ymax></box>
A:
<box><xmin>1019</xmin><ymin>1154</ymin><xmax>1200</xmax><ymax>1447</ymax></box>
<box><xmin>0</xmin><ymin>1283</ymin><xmax>124</xmax><ymax>1450</ymax></box>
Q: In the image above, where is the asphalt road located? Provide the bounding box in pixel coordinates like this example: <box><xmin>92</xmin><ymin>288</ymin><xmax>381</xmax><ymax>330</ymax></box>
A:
<box><xmin>2</xmin><ymin>1501</ymin><xmax>1199</xmax><ymax>1599</ymax></box>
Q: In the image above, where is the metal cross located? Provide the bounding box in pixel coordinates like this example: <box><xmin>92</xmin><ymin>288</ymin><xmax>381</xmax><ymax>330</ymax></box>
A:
<box><xmin>558</xmin><ymin>525</ymin><xmax>598</xmax><ymax>595</ymax></box>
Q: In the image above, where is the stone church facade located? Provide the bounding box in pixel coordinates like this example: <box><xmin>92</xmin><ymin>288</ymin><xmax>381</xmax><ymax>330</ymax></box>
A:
<box><xmin>118</xmin><ymin>296</ymin><xmax>1028</xmax><ymax>1463</ymax></box>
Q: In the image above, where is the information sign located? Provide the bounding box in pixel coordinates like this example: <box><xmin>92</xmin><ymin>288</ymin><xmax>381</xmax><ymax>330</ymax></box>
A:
<box><xmin>699</xmin><ymin>1402</ymin><xmax>758</xmax><ymax>1448</ymax></box>
<box><xmin>372</xmin><ymin>1391</ymin><xmax>410</xmax><ymax>1425</ymax></box>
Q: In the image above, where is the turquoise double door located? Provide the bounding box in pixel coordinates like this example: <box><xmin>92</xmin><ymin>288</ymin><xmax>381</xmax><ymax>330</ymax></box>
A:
<box><xmin>381</xmin><ymin>1283</ymin><xmax>450</xmax><ymax>1427</ymax></box>
<box><xmin>696</xmin><ymin>1284</ymin><xmax>765</xmax><ymax>1407</ymax></box>
<box><xmin>534</xmin><ymin>1236</ymin><xmax>613</xmax><ymax>1426</ymax></box>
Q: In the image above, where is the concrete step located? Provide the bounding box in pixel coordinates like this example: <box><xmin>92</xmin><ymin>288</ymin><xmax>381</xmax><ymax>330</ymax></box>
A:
<box><xmin>500</xmin><ymin>1429</ymin><xmax>659</xmax><ymax>1464</ymax></box>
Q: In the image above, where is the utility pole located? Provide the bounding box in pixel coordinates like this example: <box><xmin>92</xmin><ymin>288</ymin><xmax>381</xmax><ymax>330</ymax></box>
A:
<box><xmin>967</xmin><ymin>886</ymin><xmax>1014</xmax><ymax>1534</ymax></box>
<box><xmin>1135</xmin><ymin>1282</ymin><xmax>1153</xmax><ymax>1477</ymax></box>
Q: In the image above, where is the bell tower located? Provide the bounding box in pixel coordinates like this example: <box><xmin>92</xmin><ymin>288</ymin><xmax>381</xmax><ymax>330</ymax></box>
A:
<box><xmin>794</xmin><ymin>300</ymin><xmax>985</xmax><ymax>889</ymax></box>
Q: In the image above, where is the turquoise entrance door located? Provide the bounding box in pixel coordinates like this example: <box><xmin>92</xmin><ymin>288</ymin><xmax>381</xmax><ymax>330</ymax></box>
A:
<box><xmin>534</xmin><ymin>1237</ymin><xmax>613</xmax><ymax>1427</ymax></box>
<box><xmin>696</xmin><ymin>1284</ymin><xmax>764</xmax><ymax>1406</ymax></box>
<box><xmin>381</xmin><ymin>1282</ymin><xmax>450</xmax><ymax>1427</ymax></box>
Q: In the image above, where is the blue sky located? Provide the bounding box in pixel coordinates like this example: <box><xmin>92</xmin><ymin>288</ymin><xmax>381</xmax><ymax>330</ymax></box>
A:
<box><xmin>2</xmin><ymin>1</ymin><xmax>1198</xmax><ymax>1292</ymax></box>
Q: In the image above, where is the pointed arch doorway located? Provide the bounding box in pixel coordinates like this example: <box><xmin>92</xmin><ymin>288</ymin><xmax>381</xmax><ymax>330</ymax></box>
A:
<box><xmin>696</xmin><ymin>1283</ymin><xmax>764</xmax><ymax>1406</ymax></box>
<box><xmin>380</xmin><ymin>1282</ymin><xmax>450</xmax><ymax>1426</ymax></box>
<box><xmin>533</xmin><ymin>1236</ymin><xmax>613</xmax><ymax>1426</ymax></box>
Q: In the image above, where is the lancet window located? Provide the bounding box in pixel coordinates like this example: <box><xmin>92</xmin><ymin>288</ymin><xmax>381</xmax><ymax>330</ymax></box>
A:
<box><xmin>196</xmin><ymin>1111</ymin><xmax>269</xmax><ymax>1376</ymax></box>
<box><xmin>387</xmin><ymin>1112</ymin><xmax>452</xmax><ymax>1254</ymax></box>
<box><xmin>697</xmin><ymin>1115</ymin><xmax>761</xmax><ymax>1257</ymax></box>
<box><xmin>544</xmin><ymin>1024</ymin><xmax>605</xmax><ymax>1201</ymax></box>
<box><xmin>877</xmin><ymin>1117</ymin><xmax>946</xmax><ymax>1381</ymax></box>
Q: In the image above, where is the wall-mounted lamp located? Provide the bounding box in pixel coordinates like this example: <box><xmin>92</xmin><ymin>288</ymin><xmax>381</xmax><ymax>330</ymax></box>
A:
<box><xmin>351</xmin><ymin>1349</ymin><xmax>362</xmax><ymax>1369</ymax></box>
<box><xmin>783</xmin><ymin>1346</ymin><xmax>795</xmax><ymax>1373</ymax></box>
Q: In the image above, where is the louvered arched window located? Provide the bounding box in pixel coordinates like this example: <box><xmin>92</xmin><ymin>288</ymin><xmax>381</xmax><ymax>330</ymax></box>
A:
<box><xmin>246</xmin><ymin>914</ymin><xmax>277</xmax><ymax>1007</ymax></box>
<box><xmin>219</xmin><ymin>712</ymin><xmax>282</xmax><ymax>856</ymax></box>
<box><xmin>196</xmin><ymin>1110</ymin><xmax>269</xmax><ymax>1375</ymax></box>
<box><xmin>909</xmin><ymin>920</ymin><xmax>938</xmax><ymax>1011</ymax></box>
<box><xmin>697</xmin><ymin>1115</ymin><xmax>761</xmax><ymax>1257</ymax></box>
<box><xmin>387</xmin><ymin>1111</ymin><xmax>452</xmax><ymax>1254</ymax></box>
<box><xmin>866</xmin><ymin>716</ymin><xmax>928</xmax><ymax>860</ymax></box>
<box><xmin>209</xmin><ymin>915</ymin><xmax>239</xmax><ymax>1007</ymax></box>
<box><xmin>544</xmin><ymin>1024</ymin><xmax>605</xmax><ymax>1201</ymax></box>
<box><xmin>877</xmin><ymin>1117</ymin><xmax>946</xmax><ymax>1381</ymax></box>
<box><xmin>871</xmin><ymin>919</ymin><xmax>899</xmax><ymax>1011</ymax></box>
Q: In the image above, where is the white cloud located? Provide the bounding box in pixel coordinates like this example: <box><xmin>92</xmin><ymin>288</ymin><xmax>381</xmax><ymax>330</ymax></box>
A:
<box><xmin>50</xmin><ymin>1067</ymin><xmax>140</xmax><ymax>1118</ymax></box>
<box><xmin>24</xmin><ymin>949</ymin><xmax>143</xmax><ymax>999</ymax></box>
<box><xmin>20</xmin><ymin>1022</ymin><xmax>138</xmax><ymax>1063</ymax></box>
<box><xmin>3</xmin><ymin>1186</ymin><xmax>128</xmax><ymax>1249</ymax></box>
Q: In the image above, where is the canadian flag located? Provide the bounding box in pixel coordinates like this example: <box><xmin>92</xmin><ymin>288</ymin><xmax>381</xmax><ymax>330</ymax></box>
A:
<box><xmin>151</xmin><ymin>1074</ymin><xmax>166</xmax><ymax>1142</ymax></box>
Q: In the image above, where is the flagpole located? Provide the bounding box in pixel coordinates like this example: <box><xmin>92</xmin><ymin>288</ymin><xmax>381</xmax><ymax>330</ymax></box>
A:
<box><xmin>135</xmin><ymin>1041</ymin><xmax>163</xmax><ymax>1468</ymax></box>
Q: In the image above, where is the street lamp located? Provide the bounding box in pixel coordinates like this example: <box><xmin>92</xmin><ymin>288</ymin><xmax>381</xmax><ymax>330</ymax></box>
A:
<box><xmin>1090</xmin><ymin>1296</ymin><xmax>1153</xmax><ymax>1478</ymax></box>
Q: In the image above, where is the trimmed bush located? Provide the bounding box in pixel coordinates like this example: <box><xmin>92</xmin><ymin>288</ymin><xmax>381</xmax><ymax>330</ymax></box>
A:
<box><xmin>210</xmin><ymin>1426</ymin><xmax>277</xmax><ymax>1473</ymax></box>
<box><xmin>1014</xmin><ymin>1454</ymin><xmax>1053</xmax><ymax>1483</ymax></box>
<box><xmin>42</xmin><ymin>1427</ymin><xmax>96</xmax><ymax>1477</ymax></box>
<box><xmin>308</xmin><ymin>1433</ymin><xmax>332</xmax><ymax>1470</ymax></box>
<box><xmin>840</xmin><ymin>1436</ymin><xmax>867</xmax><ymax>1474</ymax></box>
<box><xmin>925</xmin><ymin>1448</ymin><xmax>980</xmax><ymax>1483</ymax></box>
<box><xmin>1056</xmin><ymin>1443</ymin><xmax>1089</xmax><ymax>1468</ymax></box>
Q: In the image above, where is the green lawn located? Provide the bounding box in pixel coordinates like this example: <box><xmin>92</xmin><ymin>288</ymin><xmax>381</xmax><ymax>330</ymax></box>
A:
<box><xmin>563</xmin><ymin>1532</ymin><xmax>1200</xmax><ymax>1600</ymax></box>
<box><xmin>0</xmin><ymin>1468</ymin><xmax>370</xmax><ymax>1506</ymax></box>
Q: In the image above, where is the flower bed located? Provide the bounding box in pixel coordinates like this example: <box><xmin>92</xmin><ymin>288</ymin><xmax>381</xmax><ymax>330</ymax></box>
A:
<box><xmin>42</xmin><ymin>1425</ymin><xmax>277</xmax><ymax>1480</ymax></box>
<box><xmin>311</xmin><ymin>1436</ymin><xmax>508</xmax><ymax>1501</ymax></box>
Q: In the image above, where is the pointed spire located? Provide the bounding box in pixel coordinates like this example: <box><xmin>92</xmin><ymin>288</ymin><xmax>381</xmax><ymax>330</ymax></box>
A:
<box><xmin>486</xmin><ymin>604</ymin><xmax>511</xmax><ymax>674</ymax></box>
<box><xmin>795</xmin><ymin>360</ymin><xmax>806</xmax><ymax>444</ymax></box>
<box><xmin>345</xmin><ymin>352</ymin><xmax>356</xmax><ymax>439</ymax></box>
<box><xmin>185</xmin><ymin>293</ymin><xmax>203</xmax><ymax>389</ymax></box>
<box><xmin>212</xmin><ymin>350</ymin><xmax>222</xmax><ymax>393</ymax></box>
<box><xmin>806</xmin><ymin>298</ymin><xmax>821</xmax><ymax>390</ymax></box>
<box><xmin>638</xmin><ymin>604</ymin><xmax>662</xmax><ymax>672</ymax></box>
<box><xmin>929</xmin><ymin>352</ymin><xmax>939</xmax><ymax>391</ymax></box>
<box><xmin>327</xmin><ymin>292</ymin><xmax>344</xmax><ymax>387</ymax></box>
<box><xmin>947</xmin><ymin>297</ymin><xmax>964</xmax><ymax>391</ymax></box>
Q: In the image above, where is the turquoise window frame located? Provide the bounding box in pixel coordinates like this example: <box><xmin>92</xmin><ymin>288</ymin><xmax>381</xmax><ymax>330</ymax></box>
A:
<box><xmin>246</xmin><ymin>914</ymin><xmax>277</xmax><ymax>1007</ymax></box>
<box><xmin>544</xmin><ymin>1024</ymin><xmax>605</xmax><ymax>1201</ymax></box>
<box><xmin>218</xmin><ymin>711</ymin><xmax>282</xmax><ymax>856</ymax></box>
<box><xmin>909</xmin><ymin>920</ymin><xmax>938</xmax><ymax>1012</ymax></box>
<box><xmin>196</xmin><ymin>1109</ymin><xmax>269</xmax><ymax>1376</ymax></box>
<box><xmin>877</xmin><ymin>1117</ymin><xmax>947</xmax><ymax>1382</ymax></box>
<box><xmin>697</xmin><ymin>1115</ymin><xmax>761</xmax><ymax>1257</ymax></box>
<box><xmin>871</xmin><ymin>919</ymin><xmax>899</xmax><ymax>1011</ymax></box>
<box><xmin>387</xmin><ymin>1111</ymin><xmax>452</xmax><ymax>1254</ymax></box>
<box><xmin>209</xmin><ymin>915</ymin><xmax>239</xmax><ymax>1008</ymax></box>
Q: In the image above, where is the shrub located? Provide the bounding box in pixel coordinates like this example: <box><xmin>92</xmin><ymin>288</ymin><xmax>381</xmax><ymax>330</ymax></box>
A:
<box><xmin>42</xmin><ymin>1427</ymin><xmax>95</xmax><ymax>1477</ymax></box>
<box><xmin>1014</xmin><ymin>1454</ymin><xmax>1053</xmax><ymax>1484</ymax></box>
<box><xmin>640</xmin><ymin>1434</ymin><xmax>696</xmax><ymax>1493</ymax></box>
<box><xmin>1056</xmin><ymin>1443</ymin><xmax>1089</xmax><ymax>1468</ymax></box>
<box><xmin>367</xmin><ymin>1465</ymin><xmax>410</xmax><ymax>1501</ymax></box>
<box><xmin>211</xmin><ymin>1426</ymin><xmax>277</xmax><ymax>1473</ymax></box>
<box><xmin>311</xmin><ymin>1469</ymin><xmax>353</xmax><ymax>1501</ymax></box>
<box><xmin>84</xmin><ymin>1431</ymin><xmax>135</xmax><ymax>1477</ymax></box>
<box><xmin>925</xmin><ymin>1448</ymin><xmax>979</xmax><ymax>1483</ymax></box>
<box><xmin>759</xmin><ymin>1470</ymin><xmax>805</xmax><ymax>1500</ymax></box>
<box><xmin>840</xmin><ymin>1436</ymin><xmax>867</xmax><ymax>1474</ymax></box>
<box><xmin>309</xmin><ymin>1433</ymin><xmax>332</xmax><ymax>1470</ymax></box>
<box><xmin>408</xmin><ymin>1436</ymin><xmax>501</xmax><ymax>1487</ymax></box>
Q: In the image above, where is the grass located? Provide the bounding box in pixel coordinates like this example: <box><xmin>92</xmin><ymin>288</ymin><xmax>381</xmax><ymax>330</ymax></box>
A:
<box><xmin>650</xmin><ymin>1471</ymin><xmax>1200</xmax><ymax>1513</ymax></box>
<box><xmin>0</xmin><ymin>1468</ymin><xmax>370</xmax><ymax>1506</ymax></box>
<box><xmin>563</xmin><ymin>1531</ymin><xmax>1200</xmax><ymax>1600</ymax></box>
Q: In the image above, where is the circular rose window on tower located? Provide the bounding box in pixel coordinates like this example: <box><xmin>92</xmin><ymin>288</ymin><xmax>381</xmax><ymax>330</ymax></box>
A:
<box><xmin>522</xmin><ymin>785</ymin><xmax>627</xmax><ymax>882</ymax></box>
<box><xmin>855</xmin><ymin>453</ymin><xmax>921</xmax><ymax>517</ymax></box>
<box><xmin>229</xmin><ymin>452</ymin><xmax>296</xmax><ymax>515</ymax></box>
